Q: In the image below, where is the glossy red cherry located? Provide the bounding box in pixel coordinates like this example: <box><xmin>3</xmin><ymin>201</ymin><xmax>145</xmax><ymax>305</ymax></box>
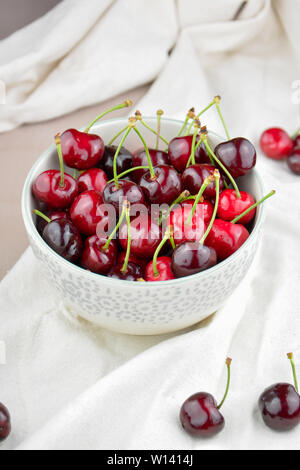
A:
<box><xmin>145</xmin><ymin>256</ymin><xmax>175</xmax><ymax>282</ymax></box>
<box><xmin>60</xmin><ymin>129</ymin><xmax>104</xmax><ymax>170</ymax></box>
<box><xmin>287</xmin><ymin>148</ymin><xmax>300</xmax><ymax>174</ymax></box>
<box><xmin>259</xmin><ymin>353</ymin><xmax>300</xmax><ymax>431</ymax></box>
<box><xmin>168</xmin><ymin>135</ymin><xmax>206</xmax><ymax>173</ymax></box>
<box><xmin>80</xmin><ymin>235</ymin><xmax>117</xmax><ymax>275</ymax></box>
<box><xmin>205</xmin><ymin>219</ymin><xmax>249</xmax><ymax>260</ymax></box>
<box><xmin>168</xmin><ymin>204</ymin><xmax>206</xmax><ymax>245</ymax></box>
<box><xmin>293</xmin><ymin>134</ymin><xmax>300</xmax><ymax>147</ymax></box>
<box><xmin>182</xmin><ymin>199</ymin><xmax>213</xmax><ymax>224</ymax></box>
<box><xmin>117</xmin><ymin>252</ymin><xmax>147</xmax><ymax>271</ymax></box>
<box><xmin>260</xmin><ymin>128</ymin><xmax>293</xmax><ymax>160</ymax></box>
<box><xmin>32</xmin><ymin>170</ymin><xmax>78</xmax><ymax>210</ymax></box>
<box><xmin>217</xmin><ymin>189</ymin><xmax>256</xmax><ymax>225</ymax></box>
<box><xmin>36</xmin><ymin>210</ymin><xmax>70</xmax><ymax>234</ymax></box>
<box><xmin>119</xmin><ymin>214</ymin><xmax>162</xmax><ymax>259</ymax></box>
<box><xmin>103</xmin><ymin>180</ymin><xmax>145</xmax><ymax>214</ymax></box>
<box><xmin>172</xmin><ymin>242</ymin><xmax>217</xmax><ymax>278</ymax></box>
<box><xmin>0</xmin><ymin>403</ymin><xmax>11</xmax><ymax>442</ymax></box>
<box><xmin>77</xmin><ymin>168</ymin><xmax>108</xmax><ymax>194</ymax></box>
<box><xmin>42</xmin><ymin>218</ymin><xmax>83</xmax><ymax>263</ymax></box>
<box><xmin>180</xmin><ymin>358</ymin><xmax>232</xmax><ymax>437</ymax></box>
<box><xmin>215</xmin><ymin>137</ymin><xmax>256</xmax><ymax>177</ymax></box>
<box><xmin>132</xmin><ymin>148</ymin><xmax>169</xmax><ymax>182</ymax></box>
<box><xmin>182</xmin><ymin>164</ymin><xmax>224</xmax><ymax>199</ymax></box>
<box><xmin>100</xmin><ymin>145</ymin><xmax>133</xmax><ymax>179</ymax></box>
<box><xmin>70</xmin><ymin>190</ymin><xmax>105</xmax><ymax>236</ymax></box>
<box><xmin>107</xmin><ymin>262</ymin><xmax>143</xmax><ymax>281</ymax></box>
<box><xmin>139</xmin><ymin>165</ymin><xmax>183</xmax><ymax>205</ymax></box>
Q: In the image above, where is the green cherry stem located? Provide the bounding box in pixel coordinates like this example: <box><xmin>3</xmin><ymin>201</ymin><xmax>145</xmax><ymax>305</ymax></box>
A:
<box><xmin>185</xmin><ymin>175</ymin><xmax>214</xmax><ymax>225</ymax></box>
<box><xmin>156</xmin><ymin>109</ymin><xmax>163</xmax><ymax>149</ymax></box>
<box><xmin>186</xmin><ymin>122</ymin><xmax>200</xmax><ymax>168</ymax></box>
<box><xmin>230</xmin><ymin>190</ymin><xmax>276</xmax><ymax>224</ymax></box>
<box><xmin>33</xmin><ymin>209</ymin><xmax>51</xmax><ymax>224</ymax></box>
<box><xmin>108</xmin><ymin>125</ymin><xmax>129</xmax><ymax>146</ymax></box>
<box><xmin>55</xmin><ymin>133</ymin><xmax>65</xmax><ymax>188</ymax></box>
<box><xmin>170</xmin><ymin>234</ymin><xmax>176</xmax><ymax>250</ymax></box>
<box><xmin>186</xmin><ymin>100</ymin><xmax>215</xmax><ymax>135</ymax></box>
<box><xmin>199</xmin><ymin>170</ymin><xmax>220</xmax><ymax>245</ymax></box>
<box><xmin>133</xmin><ymin>127</ymin><xmax>156</xmax><ymax>179</ymax></box>
<box><xmin>121</xmin><ymin>202</ymin><xmax>131</xmax><ymax>274</ymax></box>
<box><xmin>152</xmin><ymin>227</ymin><xmax>173</xmax><ymax>277</ymax></box>
<box><xmin>287</xmin><ymin>352</ymin><xmax>299</xmax><ymax>393</ymax></box>
<box><xmin>202</xmin><ymin>134</ymin><xmax>241</xmax><ymax>199</ymax></box>
<box><xmin>113</xmin><ymin>121</ymin><xmax>136</xmax><ymax>188</ymax></box>
<box><xmin>135</xmin><ymin>110</ymin><xmax>169</xmax><ymax>146</ymax></box>
<box><xmin>108</xmin><ymin>166</ymin><xmax>150</xmax><ymax>184</ymax></box>
<box><xmin>214</xmin><ymin>95</ymin><xmax>230</xmax><ymax>141</ymax></box>
<box><xmin>84</xmin><ymin>99</ymin><xmax>133</xmax><ymax>133</ymax></box>
<box><xmin>177</xmin><ymin>108</ymin><xmax>195</xmax><ymax>137</ymax></box>
<box><xmin>103</xmin><ymin>202</ymin><xmax>128</xmax><ymax>252</ymax></box>
<box><xmin>217</xmin><ymin>358</ymin><xmax>232</xmax><ymax>409</ymax></box>
<box><xmin>159</xmin><ymin>190</ymin><xmax>190</xmax><ymax>225</ymax></box>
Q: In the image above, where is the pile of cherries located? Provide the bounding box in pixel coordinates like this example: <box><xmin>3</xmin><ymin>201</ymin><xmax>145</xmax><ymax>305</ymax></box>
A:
<box><xmin>180</xmin><ymin>353</ymin><xmax>300</xmax><ymax>437</ymax></box>
<box><xmin>260</xmin><ymin>126</ymin><xmax>300</xmax><ymax>174</ymax></box>
<box><xmin>32</xmin><ymin>97</ymin><xmax>274</xmax><ymax>282</ymax></box>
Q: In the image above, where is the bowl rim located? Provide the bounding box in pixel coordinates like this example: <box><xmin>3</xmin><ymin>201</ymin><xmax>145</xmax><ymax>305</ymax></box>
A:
<box><xmin>21</xmin><ymin>115</ymin><xmax>265</xmax><ymax>287</ymax></box>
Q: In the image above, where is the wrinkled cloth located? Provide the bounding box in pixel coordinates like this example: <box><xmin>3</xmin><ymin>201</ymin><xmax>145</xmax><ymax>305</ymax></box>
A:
<box><xmin>1</xmin><ymin>0</ymin><xmax>300</xmax><ymax>450</ymax></box>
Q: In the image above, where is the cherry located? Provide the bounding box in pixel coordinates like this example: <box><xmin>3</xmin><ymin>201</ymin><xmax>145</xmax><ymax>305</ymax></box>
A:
<box><xmin>214</xmin><ymin>137</ymin><xmax>256</xmax><ymax>177</ymax></box>
<box><xmin>293</xmin><ymin>133</ymin><xmax>300</xmax><ymax>147</ymax></box>
<box><xmin>145</xmin><ymin>256</ymin><xmax>175</xmax><ymax>282</ymax></box>
<box><xmin>217</xmin><ymin>189</ymin><xmax>256</xmax><ymax>225</ymax></box>
<box><xmin>77</xmin><ymin>168</ymin><xmax>108</xmax><ymax>194</ymax></box>
<box><xmin>287</xmin><ymin>148</ymin><xmax>300</xmax><ymax>174</ymax></box>
<box><xmin>132</xmin><ymin>148</ymin><xmax>169</xmax><ymax>182</ymax></box>
<box><xmin>117</xmin><ymin>252</ymin><xmax>147</xmax><ymax>271</ymax></box>
<box><xmin>140</xmin><ymin>164</ymin><xmax>183</xmax><ymax>205</ymax></box>
<box><xmin>119</xmin><ymin>214</ymin><xmax>162</xmax><ymax>259</ymax></box>
<box><xmin>80</xmin><ymin>235</ymin><xmax>117</xmax><ymax>275</ymax></box>
<box><xmin>70</xmin><ymin>190</ymin><xmax>105</xmax><ymax>236</ymax></box>
<box><xmin>108</xmin><ymin>262</ymin><xmax>143</xmax><ymax>281</ymax></box>
<box><xmin>180</xmin><ymin>358</ymin><xmax>232</xmax><ymax>437</ymax></box>
<box><xmin>182</xmin><ymin>199</ymin><xmax>213</xmax><ymax>224</ymax></box>
<box><xmin>0</xmin><ymin>402</ymin><xmax>11</xmax><ymax>442</ymax></box>
<box><xmin>260</xmin><ymin>127</ymin><xmax>293</xmax><ymax>160</ymax></box>
<box><xmin>172</xmin><ymin>242</ymin><xmax>217</xmax><ymax>278</ymax></box>
<box><xmin>259</xmin><ymin>353</ymin><xmax>300</xmax><ymax>431</ymax></box>
<box><xmin>34</xmin><ymin>211</ymin><xmax>83</xmax><ymax>263</ymax></box>
<box><xmin>205</xmin><ymin>219</ymin><xmax>249</xmax><ymax>261</ymax></box>
<box><xmin>168</xmin><ymin>204</ymin><xmax>206</xmax><ymax>245</ymax></box>
<box><xmin>182</xmin><ymin>164</ymin><xmax>224</xmax><ymax>199</ymax></box>
<box><xmin>168</xmin><ymin>135</ymin><xmax>206</xmax><ymax>173</ymax></box>
<box><xmin>36</xmin><ymin>210</ymin><xmax>70</xmax><ymax>234</ymax></box>
<box><xmin>103</xmin><ymin>180</ymin><xmax>145</xmax><ymax>214</ymax></box>
<box><xmin>100</xmin><ymin>145</ymin><xmax>133</xmax><ymax>179</ymax></box>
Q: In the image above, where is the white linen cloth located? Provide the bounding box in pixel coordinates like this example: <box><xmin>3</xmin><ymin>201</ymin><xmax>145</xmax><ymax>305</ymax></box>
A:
<box><xmin>1</xmin><ymin>0</ymin><xmax>300</xmax><ymax>450</ymax></box>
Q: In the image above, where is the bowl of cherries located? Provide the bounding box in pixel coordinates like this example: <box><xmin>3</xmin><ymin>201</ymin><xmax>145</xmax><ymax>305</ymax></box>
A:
<box><xmin>22</xmin><ymin>98</ymin><xmax>273</xmax><ymax>335</ymax></box>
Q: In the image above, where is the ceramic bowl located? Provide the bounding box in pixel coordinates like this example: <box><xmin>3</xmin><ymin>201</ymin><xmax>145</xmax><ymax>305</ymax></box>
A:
<box><xmin>22</xmin><ymin>117</ymin><xmax>264</xmax><ymax>335</ymax></box>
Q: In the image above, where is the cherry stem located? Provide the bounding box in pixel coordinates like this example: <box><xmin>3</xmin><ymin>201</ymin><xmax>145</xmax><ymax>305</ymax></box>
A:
<box><xmin>287</xmin><ymin>353</ymin><xmax>299</xmax><ymax>393</ymax></box>
<box><xmin>133</xmin><ymin>127</ymin><xmax>156</xmax><ymax>179</ymax></box>
<box><xmin>214</xmin><ymin>96</ymin><xmax>230</xmax><ymax>141</ymax></box>
<box><xmin>33</xmin><ymin>209</ymin><xmax>51</xmax><ymax>224</ymax></box>
<box><xmin>84</xmin><ymin>100</ymin><xmax>132</xmax><ymax>133</ymax></box>
<box><xmin>195</xmin><ymin>136</ymin><xmax>215</xmax><ymax>167</ymax></box>
<box><xmin>230</xmin><ymin>190</ymin><xmax>275</xmax><ymax>224</ymax></box>
<box><xmin>159</xmin><ymin>190</ymin><xmax>190</xmax><ymax>225</ymax></box>
<box><xmin>156</xmin><ymin>110</ymin><xmax>163</xmax><ymax>149</ymax></box>
<box><xmin>199</xmin><ymin>170</ymin><xmax>220</xmax><ymax>244</ymax></box>
<box><xmin>137</xmin><ymin>115</ymin><xmax>169</xmax><ymax>146</ymax></box>
<box><xmin>186</xmin><ymin>100</ymin><xmax>215</xmax><ymax>135</ymax></box>
<box><xmin>113</xmin><ymin>127</ymin><xmax>132</xmax><ymax>188</ymax></box>
<box><xmin>202</xmin><ymin>136</ymin><xmax>241</xmax><ymax>198</ymax></box>
<box><xmin>103</xmin><ymin>203</ymin><xmax>127</xmax><ymax>251</ymax></box>
<box><xmin>185</xmin><ymin>176</ymin><xmax>214</xmax><ymax>225</ymax></box>
<box><xmin>186</xmin><ymin>125</ymin><xmax>199</xmax><ymax>167</ymax></box>
<box><xmin>121</xmin><ymin>203</ymin><xmax>131</xmax><ymax>274</ymax></box>
<box><xmin>55</xmin><ymin>133</ymin><xmax>65</xmax><ymax>188</ymax></box>
<box><xmin>108</xmin><ymin>166</ymin><xmax>149</xmax><ymax>184</ymax></box>
<box><xmin>217</xmin><ymin>358</ymin><xmax>232</xmax><ymax>409</ymax></box>
<box><xmin>177</xmin><ymin>108</ymin><xmax>195</xmax><ymax>137</ymax></box>
<box><xmin>152</xmin><ymin>227</ymin><xmax>172</xmax><ymax>277</ymax></box>
<box><xmin>108</xmin><ymin>125</ymin><xmax>129</xmax><ymax>146</ymax></box>
<box><xmin>73</xmin><ymin>169</ymin><xmax>78</xmax><ymax>180</ymax></box>
<box><xmin>170</xmin><ymin>234</ymin><xmax>176</xmax><ymax>250</ymax></box>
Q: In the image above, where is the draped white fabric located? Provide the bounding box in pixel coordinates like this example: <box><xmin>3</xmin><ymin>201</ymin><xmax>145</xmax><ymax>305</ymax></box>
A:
<box><xmin>1</xmin><ymin>0</ymin><xmax>300</xmax><ymax>450</ymax></box>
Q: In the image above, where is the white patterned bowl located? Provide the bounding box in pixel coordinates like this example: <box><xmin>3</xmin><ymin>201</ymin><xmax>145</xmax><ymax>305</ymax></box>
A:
<box><xmin>22</xmin><ymin>117</ymin><xmax>264</xmax><ymax>335</ymax></box>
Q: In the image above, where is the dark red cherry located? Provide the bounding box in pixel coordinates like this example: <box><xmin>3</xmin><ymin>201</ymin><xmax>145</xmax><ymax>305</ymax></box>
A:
<box><xmin>168</xmin><ymin>135</ymin><xmax>206</xmax><ymax>173</ymax></box>
<box><xmin>77</xmin><ymin>168</ymin><xmax>108</xmax><ymax>194</ymax></box>
<box><xmin>172</xmin><ymin>242</ymin><xmax>217</xmax><ymax>278</ymax></box>
<box><xmin>70</xmin><ymin>190</ymin><xmax>105</xmax><ymax>236</ymax></box>
<box><xmin>36</xmin><ymin>210</ymin><xmax>70</xmax><ymax>234</ymax></box>
<box><xmin>180</xmin><ymin>392</ymin><xmax>224</xmax><ymax>437</ymax></box>
<box><xmin>100</xmin><ymin>145</ymin><xmax>132</xmax><ymax>179</ymax></box>
<box><xmin>139</xmin><ymin>165</ymin><xmax>183</xmax><ymax>205</ymax></box>
<box><xmin>215</xmin><ymin>137</ymin><xmax>256</xmax><ymax>177</ymax></box>
<box><xmin>217</xmin><ymin>189</ymin><xmax>256</xmax><ymax>224</ymax></box>
<box><xmin>287</xmin><ymin>148</ymin><xmax>300</xmax><ymax>174</ymax></box>
<box><xmin>60</xmin><ymin>129</ymin><xmax>104</xmax><ymax>170</ymax></box>
<box><xmin>182</xmin><ymin>164</ymin><xmax>224</xmax><ymax>199</ymax></box>
<box><xmin>132</xmin><ymin>148</ymin><xmax>169</xmax><ymax>182</ymax></box>
<box><xmin>32</xmin><ymin>170</ymin><xmax>78</xmax><ymax>209</ymax></box>
<box><xmin>145</xmin><ymin>256</ymin><xmax>175</xmax><ymax>282</ymax></box>
<box><xmin>80</xmin><ymin>235</ymin><xmax>117</xmax><ymax>275</ymax></box>
<box><xmin>0</xmin><ymin>403</ymin><xmax>11</xmax><ymax>442</ymax></box>
<box><xmin>42</xmin><ymin>218</ymin><xmax>83</xmax><ymax>263</ymax></box>
<box><xmin>117</xmin><ymin>252</ymin><xmax>147</xmax><ymax>271</ymax></box>
<box><xmin>167</xmin><ymin>204</ymin><xmax>206</xmax><ymax>245</ymax></box>
<box><xmin>103</xmin><ymin>180</ymin><xmax>145</xmax><ymax>214</ymax></box>
<box><xmin>260</xmin><ymin>128</ymin><xmax>293</xmax><ymax>160</ymax></box>
<box><xmin>181</xmin><ymin>199</ymin><xmax>213</xmax><ymax>224</ymax></box>
<box><xmin>107</xmin><ymin>261</ymin><xmax>143</xmax><ymax>281</ymax></box>
<box><xmin>205</xmin><ymin>219</ymin><xmax>249</xmax><ymax>260</ymax></box>
<box><xmin>119</xmin><ymin>214</ymin><xmax>162</xmax><ymax>258</ymax></box>
<box><xmin>293</xmin><ymin>134</ymin><xmax>300</xmax><ymax>147</ymax></box>
<box><xmin>259</xmin><ymin>383</ymin><xmax>300</xmax><ymax>431</ymax></box>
